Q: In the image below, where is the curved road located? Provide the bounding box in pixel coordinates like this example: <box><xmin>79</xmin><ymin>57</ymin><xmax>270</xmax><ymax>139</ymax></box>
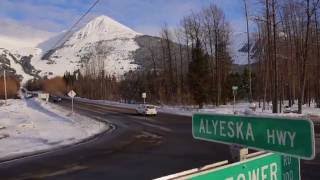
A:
<box><xmin>0</xmin><ymin>99</ymin><xmax>319</xmax><ymax>179</ymax></box>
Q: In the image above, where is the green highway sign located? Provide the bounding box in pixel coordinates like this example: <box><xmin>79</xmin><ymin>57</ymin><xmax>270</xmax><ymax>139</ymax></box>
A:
<box><xmin>192</xmin><ymin>114</ymin><xmax>315</xmax><ymax>159</ymax></box>
<box><xmin>186</xmin><ymin>153</ymin><xmax>300</xmax><ymax>180</ymax></box>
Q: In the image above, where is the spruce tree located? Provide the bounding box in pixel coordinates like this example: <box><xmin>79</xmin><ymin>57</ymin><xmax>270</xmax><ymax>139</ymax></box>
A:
<box><xmin>188</xmin><ymin>39</ymin><xmax>210</xmax><ymax>108</ymax></box>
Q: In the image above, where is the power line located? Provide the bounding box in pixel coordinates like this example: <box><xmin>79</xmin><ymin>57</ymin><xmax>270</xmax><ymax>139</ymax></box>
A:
<box><xmin>51</xmin><ymin>0</ymin><xmax>101</xmax><ymax>49</ymax></box>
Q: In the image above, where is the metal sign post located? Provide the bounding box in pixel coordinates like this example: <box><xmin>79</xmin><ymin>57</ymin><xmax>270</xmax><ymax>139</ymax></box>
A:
<box><xmin>142</xmin><ymin>92</ymin><xmax>147</xmax><ymax>120</ymax></box>
<box><xmin>68</xmin><ymin>90</ymin><xmax>77</xmax><ymax>114</ymax></box>
<box><xmin>142</xmin><ymin>92</ymin><xmax>146</xmax><ymax>105</ymax></box>
<box><xmin>3</xmin><ymin>70</ymin><xmax>7</xmax><ymax>105</ymax></box>
<box><xmin>232</xmin><ymin>86</ymin><xmax>238</xmax><ymax>114</ymax></box>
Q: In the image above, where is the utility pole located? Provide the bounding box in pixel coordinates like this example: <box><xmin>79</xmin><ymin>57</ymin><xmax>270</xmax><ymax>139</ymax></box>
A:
<box><xmin>3</xmin><ymin>70</ymin><xmax>7</xmax><ymax>105</ymax></box>
<box><xmin>243</xmin><ymin>0</ymin><xmax>252</xmax><ymax>102</ymax></box>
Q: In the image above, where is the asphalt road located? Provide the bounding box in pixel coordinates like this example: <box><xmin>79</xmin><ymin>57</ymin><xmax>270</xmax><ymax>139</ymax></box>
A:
<box><xmin>0</xmin><ymin>99</ymin><xmax>320</xmax><ymax>180</ymax></box>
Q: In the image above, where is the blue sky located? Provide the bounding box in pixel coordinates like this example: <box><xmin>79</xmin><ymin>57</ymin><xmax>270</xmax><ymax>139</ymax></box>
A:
<box><xmin>0</xmin><ymin>0</ymin><xmax>248</xmax><ymax>36</ymax></box>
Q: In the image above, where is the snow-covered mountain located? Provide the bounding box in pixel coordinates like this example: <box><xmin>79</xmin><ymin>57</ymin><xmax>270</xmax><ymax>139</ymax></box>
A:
<box><xmin>0</xmin><ymin>19</ymin><xmax>53</xmax><ymax>83</ymax></box>
<box><xmin>0</xmin><ymin>48</ymin><xmax>40</xmax><ymax>83</ymax></box>
<box><xmin>36</xmin><ymin>15</ymin><xmax>142</xmax><ymax>78</ymax></box>
<box><xmin>230</xmin><ymin>31</ymin><xmax>258</xmax><ymax>65</ymax></box>
<box><xmin>0</xmin><ymin>15</ymin><xmax>251</xmax><ymax>84</ymax></box>
<box><xmin>230</xmin><ymin>32</ymin><xmax>251</xmax><ymax>65</ymax></box>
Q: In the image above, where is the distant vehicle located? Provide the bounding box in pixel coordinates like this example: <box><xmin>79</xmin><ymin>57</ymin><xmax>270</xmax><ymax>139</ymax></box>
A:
<box><xmin>25</xmin><ymin>93</ymin><xmax>34</xmax><ymax>99</ymax></box>
<box><xmin>136</xmin><ymin>104</ymin><xmax>157</xmax><ymax>116</ymax></box>
<box><xmin>31</xmin><ymin>92</ymin><xmax>39</xmax><ymax>97</ymax></box>
<box><xmin>248</xmin><ymin>103</ymin><xmax>257</xmax><ymax>111</ymax></box>
<box><xmin>38</xmin><ymin>93</ymin><xmax>49</xmax><ymax>102</ymax></box>
<box><xmin>21</xmin><ymin>88</ymin><xmax>26</xmax><ymax>93</ymax></box>
<box><xmin>291</xmin><ymin>109</ymin><xmax>299</xmax><ymax>114</ymax></box>
<box><xmin>283</xmin><ymin>106</ymin><xmax>299</xmax><ymax>114</ymax></box>
<box><xmin>51</xmin><ymin>95</ymin><xmax>62</xmax><ymax>103</ymax></box>
<box><xmin>283</xmin><ymin>106</ymin><xmax>291</xmax><ymax>113</ymax></box>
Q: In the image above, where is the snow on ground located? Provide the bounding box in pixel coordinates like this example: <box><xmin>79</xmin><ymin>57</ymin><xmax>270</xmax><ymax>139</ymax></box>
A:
<box><xmin>160</xmin><ymin>102</ymin><xmax>320</xmax><ymax>118</ymax></box>
<box><xmin>0</xmin><ymin>98</ymin><xmax>108</xmax><ymax>160</ymax></box>
<box><xmin>73</xmin><ymin>97</ymin><xmax>320</xmax><ymax>119</ymax></box>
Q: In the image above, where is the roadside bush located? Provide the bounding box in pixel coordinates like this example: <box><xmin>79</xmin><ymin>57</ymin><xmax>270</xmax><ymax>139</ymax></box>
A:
<box><xmin>0</xmin><ymin>76</ymin><xmax>20</xmax><ymax>99</ymax></box>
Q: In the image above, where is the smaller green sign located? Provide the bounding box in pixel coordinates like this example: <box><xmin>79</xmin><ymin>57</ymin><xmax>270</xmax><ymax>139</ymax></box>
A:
<box><xmin>187</xmin><ymin>153</ymin><xmax>300</xmax><ymax>180</ymax></box>
<box><xmin>192</xmin><ymin>114</ymin><xmax>315</xmax><ymax>159</ymax></box>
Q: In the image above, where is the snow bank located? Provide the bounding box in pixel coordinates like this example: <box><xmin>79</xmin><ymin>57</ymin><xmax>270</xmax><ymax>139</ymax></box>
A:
<box><xmin>159</xmin><ymin>102</ymin><xmax>320</xmax><ymax>118</ymax></box>
<box><xmin>73</xmin><ymin>97</ymin><xmax>320</xmax><ymax>119</ymax></box>
<box><xmin>0</xmin><ymin>98</ymin><xmax>109</xmax><ymax>160</ymax></box>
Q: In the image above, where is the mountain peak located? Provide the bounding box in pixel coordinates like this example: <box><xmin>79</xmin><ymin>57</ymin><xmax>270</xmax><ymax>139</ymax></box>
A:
<box><xmin>63</xmin><ymin>15</ymin><xmax>140</xmax><ymax>46</ymax></box>
<box><xmin>92</xmin><ymin>15</ymin><xmax>118</xmax><ymax>24</ymax></box>
<box><xmin>87</xmin><ymin>15</ymin><xmax>130</xmax><ymax>32</ymax></box>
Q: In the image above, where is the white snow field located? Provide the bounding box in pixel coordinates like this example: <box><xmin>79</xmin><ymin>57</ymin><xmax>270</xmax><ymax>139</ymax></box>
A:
<box><xmin>159</xmin><ymin>102</ymin><xmax>320</xmax><ymax>118</ymax></box>
<box><xmin>0</xmin><ymin>98</ymin><xmax>109</xmax><ymax>160</ymax></box>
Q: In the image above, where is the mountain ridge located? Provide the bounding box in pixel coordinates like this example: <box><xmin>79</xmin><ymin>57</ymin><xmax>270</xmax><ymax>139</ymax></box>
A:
<box><xmin>0</xmin><ymin>15</ymin><xmax>249</xmax><ymax>83</ymax></box>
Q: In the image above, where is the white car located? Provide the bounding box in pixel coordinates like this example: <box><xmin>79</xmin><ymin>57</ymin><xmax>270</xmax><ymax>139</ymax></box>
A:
<box><xmin>283</xmin><ymin>105</ymin><xmax>299</xmax><ymax>113</ymax></box>
<box><xmin>283</xmin><ymin>106</ymin><xmax>291</xmax><ymax>113</ymax></box>
<box><xmin>136</xmin><ymin>104</ymin><xmax>157</xmax><ymax>116</ymax></box>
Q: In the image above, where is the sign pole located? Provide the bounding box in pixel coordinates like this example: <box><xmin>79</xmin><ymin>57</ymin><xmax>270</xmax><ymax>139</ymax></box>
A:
<box><xmin>4</xmin><ymin>70</ymin><xmax>7</xmax><ymax>105</ymax></box>
<box><xmin>232</xmin><ymin>86</ymin><xmax>238</xmax><ymax>114</ymax></box>
<box><xmin>71</xmin><ymin>97</ymin><xmax>74</xmax><ymax>114</ymax></box>
<box><xmin>142</xmin><ymin>92</ymin><xmax>146</xmax><ymax>105</ymax></box>
<box><xmin>142</xmin><ymin>92</ymin><xmax>147</xmax><ymax>120</ymax></box>
<box><xmin>144</xmin><ymin>98</ymin><xmax>146</xmax><ymax>120</ymax></box>
<box><xmin>233</xmin><ymin>93</ymin><xmax>235</xmax><ymax>114</ymax></box>
<box><xmin>68</xmin><ymin>90</ymin><xmax>76</xmax><ymax>115</ymax></box>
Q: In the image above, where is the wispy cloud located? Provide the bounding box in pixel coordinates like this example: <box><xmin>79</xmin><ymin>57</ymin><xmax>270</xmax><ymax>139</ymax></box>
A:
<box><xmin>0</xmin><ymin>18</ymin><xmax>54</xmax><ymax>39</ymax></box>
<box><xmin>0</xmin><ymin>0</ymin><xmax>84</xmax><ymax>32</ymax></box>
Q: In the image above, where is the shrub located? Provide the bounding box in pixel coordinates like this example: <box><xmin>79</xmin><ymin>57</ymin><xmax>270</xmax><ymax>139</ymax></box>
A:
<box><xmin>0</xmin><ymin>76</ymin><xmax>20</xmax><ymax>99</ymax></box>
<box><xmin>42</xmin><ymin>77</ymin><xmax>67</xmax><ymax>95</ymax></box>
